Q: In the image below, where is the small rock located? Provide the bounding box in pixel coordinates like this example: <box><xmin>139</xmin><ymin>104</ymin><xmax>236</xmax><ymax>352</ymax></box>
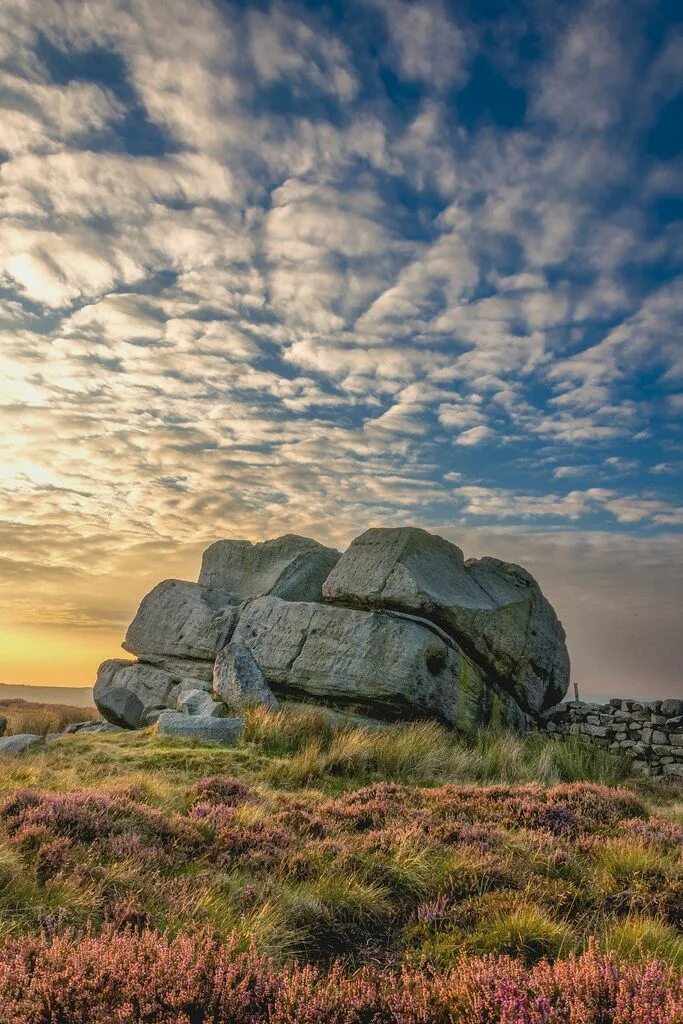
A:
<box><xmin>64</xmin><ymin>720</ymin><xmax>124</xmax><ymax>734</ymax></box>
<box><xmin>177</xmin><ymin>688</ymin><xmax>227</xmax><ymax>718</ymax></box>
<box><xmin>581</xmin><ymin>724</ymin><xmax>609</xmax><ymax>738</ymax></box>
<box><xmin>0</xmin><ymin>734</ymin><xmax>45</xmax><ymax>755</ymax></box>
<box><xmin>156</xmin><ymin>711</ymin><xmax>244</xmax><ymax>746</ymax></box>
<box><xmin>213</xmin><ymin>642</ymin><xmax>280</xmax><ymax>712</ymax></box>
<box><xmin>142</xmin><ymin>707</ymin><xmax>166</xmax><ymax>726</ymax></box>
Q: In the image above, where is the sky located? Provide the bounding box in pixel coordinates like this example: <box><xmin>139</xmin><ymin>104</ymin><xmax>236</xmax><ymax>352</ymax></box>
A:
<box><xmin>0</xmin><ymin>0</ymin><xmax>681</xmax><ymax>700</ymax></box>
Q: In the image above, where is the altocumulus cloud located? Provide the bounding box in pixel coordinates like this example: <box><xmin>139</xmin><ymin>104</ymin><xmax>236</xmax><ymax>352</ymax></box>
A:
<box><xmin>0</xmin><ymin>0</ymin><xmax>681</xmax><ymax>696</ymax></box>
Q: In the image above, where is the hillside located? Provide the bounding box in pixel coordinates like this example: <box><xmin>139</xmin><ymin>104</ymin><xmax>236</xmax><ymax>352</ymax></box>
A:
<box><xmin>0</xmin><ymin>698</ymin><xmax>97</xmax><ymax>736</ymax></box>
<box><xmin>0</xmin><ymin>705</ymin><xmax>680</xmax><ymax>1022</ymax></box>
<box><xmin>0</xmin><ymin>685</ymin><xmax>94</xmax><ymax>707</ymax></box>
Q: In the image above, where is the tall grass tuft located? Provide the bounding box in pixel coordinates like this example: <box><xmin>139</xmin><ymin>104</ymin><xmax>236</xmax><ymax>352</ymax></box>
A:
<box><xmin>2</xmin><ymin>702</ymin><xmax>96</xmax><ymax>737</ymax></box>
<box><xmin>254</xmin><ymin>706</ymin><xmax>633</xmax><ymax>788</ymax></box>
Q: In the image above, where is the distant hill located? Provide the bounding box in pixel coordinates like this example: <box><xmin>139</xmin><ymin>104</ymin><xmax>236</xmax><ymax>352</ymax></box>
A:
<box><xmin>0</xmin><ymin>684</ymin><xmax>94</xmax><ymax>707</ymax></box>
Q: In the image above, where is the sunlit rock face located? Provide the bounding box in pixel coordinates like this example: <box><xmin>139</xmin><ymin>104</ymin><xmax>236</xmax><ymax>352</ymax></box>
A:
<box><xmin>94</xmin><ymin>528</ymin><xmax>569</xmax><ymax>731</ymax></box>
<box><xmin>198</xmin><ymin>535</ymin><xmax>340</xmax><ymax>602</ymax></box>
<box><xmin>323</xmin><ymin>527</ymin><xmax>570</xmax><ymax>714</ymax></box>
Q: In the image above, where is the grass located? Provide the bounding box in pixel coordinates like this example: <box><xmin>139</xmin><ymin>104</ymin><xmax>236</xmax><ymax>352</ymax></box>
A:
<box><xmin>601</xmin><ymin>915</ymin><xmax>683</xmax><ymax>967</ymax></box>
<box><xmin>253</xmin><ymin>707</ymin><xmax>633</xmax><ymax>787</ymax></box>
<box><xmin>0</xmin><ymin>704</ymin><xmax>677</xmax><ymax>974</ymax></box>
<box><xmin>0</xmin><ymin>700</ymin><xmax>96</xmax><ymax>737</ymax></box>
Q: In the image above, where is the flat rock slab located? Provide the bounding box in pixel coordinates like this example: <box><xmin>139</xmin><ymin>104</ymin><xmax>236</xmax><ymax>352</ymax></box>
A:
<box><xmin>64</xmin><ymin>720</ymin><xmax>124</xmax><ymax>734</ymax></box>
<box><xmin>231</xmin><ymin>596</ymin><xmax>530</xmax><ymax>731</ymax></box>
<box><xmin>156</xmin><ymin>711</ymin><xmax>244</xmax><ymax>745</ymax></box>
<box><xmin>323</xmin><ymin>527</ymin><xmax>569</xmax><ymax>714</ymax></box>
<box><xmin>0</xmin><ymin>734</ymin><xmax>45</xmax><ymax>755</ymax></box>
<box><xmin>123</xmin><ymin>580</ymin><xmax>241</xmax><ymax>664</ymax></box>
<box><xmin>199</xmin><ymin>534</ymin><xmax>339</xmax><ymax>602</ymax></box>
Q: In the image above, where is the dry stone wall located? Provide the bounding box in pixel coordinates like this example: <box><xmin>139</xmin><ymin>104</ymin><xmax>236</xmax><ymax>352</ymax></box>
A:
<box><xmin>541</xmin><ymin>698</ymin><xmax>683</xmax><ymax>779</ymax></box>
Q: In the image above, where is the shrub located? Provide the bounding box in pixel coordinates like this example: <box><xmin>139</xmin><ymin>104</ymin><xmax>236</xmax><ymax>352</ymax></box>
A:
<box><xmin>190</xmin><ymin>776</ymin><xmax>254</xmax><ymax>807</ymax></box>
<box><xmin>0</xmin><ymin>928</ymin><xmax>681</xmax><ymax>1024</ymax></box>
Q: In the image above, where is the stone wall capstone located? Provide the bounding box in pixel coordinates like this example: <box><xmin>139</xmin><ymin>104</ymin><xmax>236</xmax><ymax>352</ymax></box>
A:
<box><xmin>540</xmin><ymin>698</ymin><xmax>683</xmax><ymax>779</ymax></box>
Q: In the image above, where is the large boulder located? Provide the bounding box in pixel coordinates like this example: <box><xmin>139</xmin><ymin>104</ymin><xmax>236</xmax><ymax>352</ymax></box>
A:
<box><xmin>230</xmin><ymin>595</ymin><xmax>529</xmax><ymax>731</ymax></box>
<box><xmin>123</xmin><ymin>580</ymin><xmax>241</xmax><ymax>670</ymax></box>
<box><xmin>94</xmin><ymin>659</ymin><xmax>181</xmax><ymax>728</ymax></box>
<box><xmin>213</xmin><ymin>642</ymin><xmax>280</xmax><ymax>712</ymax></box>
<box><xmin>322</xmin><ymin>527</ymin><xmax>569</xmax><ymax>714</ymax></box>
<box><xmin>198</xmin><ymin>534</ymin><xmax>340</xmax><ymax>602</ymax></box>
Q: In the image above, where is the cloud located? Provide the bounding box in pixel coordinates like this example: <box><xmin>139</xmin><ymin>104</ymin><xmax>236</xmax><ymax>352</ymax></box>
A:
<box><xmin>454</xmin><ymin>425</ymin><xmax>495</xmax><ymax>446</ymax></box>
<box><xmin>372</xmin><ymin>0</ymin><xmax>469</xmax><ymax>90</ymax></box>
<box><xmin>0</xmin><ymin>0</ymin><xmax>680</xmax><ymax>697</ymax></box>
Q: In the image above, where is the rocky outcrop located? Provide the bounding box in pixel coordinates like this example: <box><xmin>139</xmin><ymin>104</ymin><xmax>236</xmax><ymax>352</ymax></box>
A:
<box><xmin>93</xmin><ymin>526</ymin><xmax>569</xmax><ymax>736</ymax></box>
<box><xmin>199</xmin><ymin>534</ymin><xmax>340</xmax><ymax>601</ymax></box>
<box><xmin>323</xmin><ymin>527</ymin><xmax>569</xmax><ymax>713</ymax></box>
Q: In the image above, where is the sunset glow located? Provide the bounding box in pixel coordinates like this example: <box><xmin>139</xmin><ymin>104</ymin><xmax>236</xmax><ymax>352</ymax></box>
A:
<box><xmin>0</xmin><ymin>0</ymin><xmax>681</xmax><ymax>698</ymax></box>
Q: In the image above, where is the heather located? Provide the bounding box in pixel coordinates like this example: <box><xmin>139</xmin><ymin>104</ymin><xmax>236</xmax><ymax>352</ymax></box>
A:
<box><xmin>0</xmin><ymin>705</ymin><xmax>680</xmax><ymax>1018</ymax></box>
<box><xmin>0</xmin><ymin>928</ymin><xmax>681</xmax><ymax>1024</ymax></box>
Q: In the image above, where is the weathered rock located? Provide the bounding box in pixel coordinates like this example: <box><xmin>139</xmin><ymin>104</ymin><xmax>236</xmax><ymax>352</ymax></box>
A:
<box><xmin>322</xmin><ymin>527</ymin><xmax>569</xmax><ymax>714</ymax></box>
<box><xmin>0</xmin><ymin>734</ymin><xmax>44</xmax><ymax>755</ymax></box>
<box><xmin>64</xmin><ymin>720</ymin><xmax>124</xmax><ymax>734</ymax></box>
<box><xmin>177</xmin><ymin>688</ymin><xmax>227</xmax><ymax>718</ymax></box>
<box><xmin>123</xmin><ymin>580</ymin><xmax>241</xmax><ymax>665</ymax></box>
<box><xmin>661</xmin><ymin>699</ymin><xmax>683</xmax><ymax>717</ymax></box>
<box><xmin>156</xmin><ymin>711</ymin><xmax>244</xmax><ymax>745</ymax></box>
<box><xmin>142</xmin><ymin>707</ymin><xmax>167</xmax><ymax>726</ymax></box>
<box><xmin>94</xmin><ymin>660</ymin><xmax>181</xmax><ymax>728</ymax></box>
<box><xmin>231</xmin><ymin>596</ymin><xmax>530</xmax><ymax>731</ymax></box>
<box><xmin>199</xmin><ymin>534</ymin><xmax>340</xmax><ymax>602</ymax></box>
<box><xmin>0</xmin><ymin>716</ymin><xmax>6</xmax><ymax>737</ymax></box>
<box><xmin>213</xmin><ymin>642</ymin><xmax>280</xmax><ymax>712</ymax></box>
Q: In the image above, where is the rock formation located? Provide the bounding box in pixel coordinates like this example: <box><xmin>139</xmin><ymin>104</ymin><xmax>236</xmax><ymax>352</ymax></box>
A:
<box><xmin>94</xmin><ymin>528</ymin><xmax>571</xmax><ymax>735</ymax></box>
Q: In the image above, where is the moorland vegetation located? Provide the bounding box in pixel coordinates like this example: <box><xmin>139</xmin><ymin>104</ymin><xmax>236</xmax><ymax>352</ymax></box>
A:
<box><xmin>0</xmin><ymin>705</ymin><xmax>680</xmax><ymax>1022</ymax></box>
